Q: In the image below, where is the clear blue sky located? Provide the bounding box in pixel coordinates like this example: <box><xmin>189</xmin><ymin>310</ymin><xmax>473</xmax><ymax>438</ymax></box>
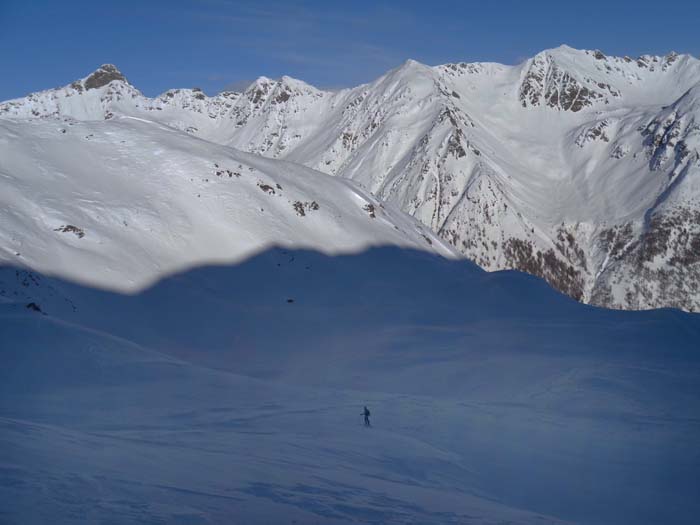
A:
<box><xmin>2</xmin><ymin>0</ymin><xmax>699</xmax><ymax>100</ymax></box>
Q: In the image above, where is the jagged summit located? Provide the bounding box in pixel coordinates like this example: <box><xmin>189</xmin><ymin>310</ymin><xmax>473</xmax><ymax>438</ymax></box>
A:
<box><xmin>538</xmin><ymin>44</ymin><xmax>691</xmax><ymax>63</ymax></box>
<box><xmin>243</xmin><ymin>75</ymin><xmax>322</xmax><ymax>96</ymax></box>
<box><xmin>82</xmin><ymin>63</ymin><xmax>129</xmax><ymax>90</ymax></box>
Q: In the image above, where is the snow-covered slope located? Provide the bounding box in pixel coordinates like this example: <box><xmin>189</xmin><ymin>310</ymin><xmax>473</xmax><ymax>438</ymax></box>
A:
<box><xmin>2</xmin><ymin>245</ymin><xmax>700</xmax><ymax>525</ymax></box>
<box><xmin>0</xmin><ymin>116</ymin><xmax>451</xmax><ymax>291</ymax></box>
<box><xmin>6</xmin><ymin>48</ymin><xmax>698</xmax><ymax>310</ymax></box>
<box><xmin>2</xmin><ymin>58</ymin><xmax>700</xmax><ymax>524</ymax></box>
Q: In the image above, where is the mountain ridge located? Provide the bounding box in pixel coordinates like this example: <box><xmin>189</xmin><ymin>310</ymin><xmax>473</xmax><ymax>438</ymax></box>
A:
<box><xmin>0</xmin><ymin>117</ymin><xmax>452</xmax><ymax>293</ymax></box>
<box><xmin>3</xmin><ymin>45</ymin><xmax>700</xmax><ymax>310</ymax></box>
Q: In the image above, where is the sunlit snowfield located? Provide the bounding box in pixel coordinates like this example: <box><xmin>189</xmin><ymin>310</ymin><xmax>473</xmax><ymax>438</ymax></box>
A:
<box><xmin>2</xmin><ymin>247</ymin><xmax>699</xmax><ymax>524</ymax></box>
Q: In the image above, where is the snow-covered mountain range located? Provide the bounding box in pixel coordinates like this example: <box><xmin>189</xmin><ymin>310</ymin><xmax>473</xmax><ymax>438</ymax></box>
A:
<box><xmin>2</xmin><ymin>46</ymin><xmax>700</xmax><ymax>311</ymax></box>
<box><xmin>2</xmin><ymin>48</ymin><xmax>700</xmax><ymax>525</ymax></box>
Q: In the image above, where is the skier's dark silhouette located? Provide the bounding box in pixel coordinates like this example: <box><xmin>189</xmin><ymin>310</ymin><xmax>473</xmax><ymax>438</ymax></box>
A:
<box><xmin>363</xmin><ymin>406</ymin><xmax>371</xmax><ymax>427</ymax></box>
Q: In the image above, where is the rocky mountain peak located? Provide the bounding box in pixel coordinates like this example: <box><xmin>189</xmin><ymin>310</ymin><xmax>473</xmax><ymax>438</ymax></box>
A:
<box><xmin>243</xmin><ymin>76</ymin><xmax>276</xmax><ymax>106</ymax></box>
<box><xmin>83</xmin><ymin>64</ymin><xmax>129</xmax><ymax>90</ymax></box>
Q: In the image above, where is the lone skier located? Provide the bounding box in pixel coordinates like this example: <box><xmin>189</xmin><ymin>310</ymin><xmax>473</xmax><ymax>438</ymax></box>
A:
<box><xmin>363</xmin><ymin>406</ymin><xmax>371</xmax><ymax>427</ymax></box>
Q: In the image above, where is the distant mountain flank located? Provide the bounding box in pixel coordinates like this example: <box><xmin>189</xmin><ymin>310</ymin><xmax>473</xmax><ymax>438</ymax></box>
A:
<box><xmin>2</xmin><ymin>45</ymin><xmax>699</xmax><ymax>311</ymax></box>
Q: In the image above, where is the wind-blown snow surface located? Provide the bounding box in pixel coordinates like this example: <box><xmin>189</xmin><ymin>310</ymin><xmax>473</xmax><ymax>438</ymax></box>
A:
<box><xmin>2</xmin><ymin>47</ymin><xmax>700</xmax><ymax>311</ymax></box>
<box><xmin>1</xmin><ymin>247</ymin><xmax>700</xmax><ymax>525</ymax></box>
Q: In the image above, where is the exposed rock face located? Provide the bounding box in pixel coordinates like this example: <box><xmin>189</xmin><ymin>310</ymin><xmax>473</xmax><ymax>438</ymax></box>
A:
<box><xmin>576</xmin><ymin>119</ymin><xmax>612</xmax><ymax>147</ymax></box>
<box><xmin>84</xmin><ymin>64</ymin><xmax>128</xmax><ymax>90</ymax></box>
<box><xmin>642</xmin><ymin>107</ymin><xmax>695</xmax><ymax>171</ymax></box>
<box><xmin>503</xmin><ymin>237</ymin><xmax>586</xmax><ymax>301</ymax></box>
<box><xmin>592</xmin><ymin>207</ymin><xmax>700</xmax><ymax>311</ymax></box>
<box><xmin>519</xmin><ymin>52</ymin><xmax>620</xmax><ymax>112</ymax></box>
<box><xmin>3</xmin><ymin>47</ymin><xmax>700</xmax><ymax>311</ymax></box>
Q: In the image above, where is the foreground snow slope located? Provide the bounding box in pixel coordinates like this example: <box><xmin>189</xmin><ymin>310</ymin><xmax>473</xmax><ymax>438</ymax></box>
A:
<box><xmin>0</xmin><ymin>117</ymin><xmax>450</xmax><ymax>291</ymax></box>
<box><xmin>2</xmin><ymin>47</ymin><xmax>700</xmax><ymax>310</ymax></box>
<box><xmin>2</xmin><ymin>246</ymin><xmax>699</xmax><ymax>525</ymax></box>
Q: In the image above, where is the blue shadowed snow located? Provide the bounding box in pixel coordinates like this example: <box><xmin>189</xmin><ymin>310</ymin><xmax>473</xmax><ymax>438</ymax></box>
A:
<box><xmin>1</xmin><ymin>247</ymin><xmax>699</xmax><ymax>524</ymax></box>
